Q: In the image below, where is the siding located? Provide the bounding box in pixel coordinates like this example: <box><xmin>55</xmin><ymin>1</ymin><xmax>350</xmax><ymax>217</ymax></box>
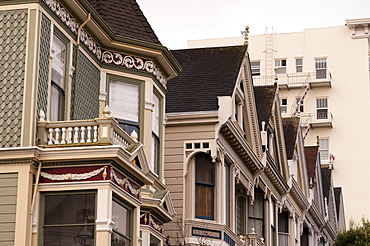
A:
<box><xmin>70</xmin><ymin>50</ymin><xmax>100</xmax><ymax>120</ymax></box>
<box><xmin>36</xmin><ymin>14</ymin><xmax>51</xmax><ymax>122</ymax></box>
<box><xmin>0</xmin><ymin>173</ymin><xmax>18</xmax><ymax>245</ymax></box>
<box><xmin>164</xmin><ymin>123</ymin><xmax>215</xmax><ymax>234</ymax></box>
<box><xmin>0</xmin><ymin>9</ymin><xmax>27</xmax><ymax>148</ymax></box>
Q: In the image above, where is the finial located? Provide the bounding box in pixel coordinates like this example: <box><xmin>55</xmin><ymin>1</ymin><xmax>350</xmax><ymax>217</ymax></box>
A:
<box><xmin>102</xmin><ymin>105</ymin><xmax>111</xmax><ymax>118</ymax></box>
<box><xmin>130</xmin><ymin>130</ymin><xmax>138</xmax><ymax>142</ymax></box>
<box><xmin>243</xmin><ymin>26</ymin><xmax>249</xmax><ymax>46</ymax></box>
<box><xmin>261</xmin><ymin>121</ymin><xmax>265</xmax><ymax>131</ymax></box>
<box><xmin>39</xmin><ymin>110</ymin><xmax>46</xmax><ymax>121</ymax></box>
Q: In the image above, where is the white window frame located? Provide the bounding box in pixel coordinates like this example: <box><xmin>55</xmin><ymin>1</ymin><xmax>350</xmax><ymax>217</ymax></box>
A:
<box><xmin>316</xmin><ymin>98</ymin><xmax>328</xmax><ymax>120</ymax></box>
<box><xmin>318</xmin><ymin>138</ymin><xmax>330</xmax><ymax>161</ymax></box>
<box><xmin>251</xmin><ymin>61</ymin><xmax>261</xmax><ymax>76</ymax></box>
<box><xmin>280</xmin><ymin>98</ymin><xmax>288</xmax><ymax>114</ymax></box>
<box><xmin>296</xmin><ymin>97</ymin><xmax>304</xmax><ymax>113</ymax></box>
<box><xmin>315</xmin><ymin>58</ymin><xmax>327</xmax><ymax>79</ymax></box>
<box><xmin>295</xmin><ymin>58</ymin><xmax>303</xmax><ymax>73</ymax></box>
<box><xmin>151</xmin><ymin>92</ymin><xmax>161</xmax><ymax>175</ymax></box>
<box><xmin>275</xmin><ymin>59</ymin><xmax>287</xmax><ymax>74</ymax></box>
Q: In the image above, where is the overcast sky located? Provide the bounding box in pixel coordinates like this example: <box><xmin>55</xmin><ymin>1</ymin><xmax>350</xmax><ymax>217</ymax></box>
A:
<box><xmin>136</xmin><ymin>0</ymin><xmax>370</xmax><ymax>49</ymax></box>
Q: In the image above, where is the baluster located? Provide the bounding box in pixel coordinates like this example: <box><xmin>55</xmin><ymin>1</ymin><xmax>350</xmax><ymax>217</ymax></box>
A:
<box><xmin>86</xmin><ymin>126</ymin><xmax>92</xmax><ymax>143</ymax></box>
<box><xmin>66</xmin><ymin>127</ymin><xmax>72</xmax><ymax>143</ymax></box>
<box><xmin>48</xmin><ymin>128</ymin><xmax>54</xmax><ymax>145</ymax></box>
<box><xmin>73</xmin><ymin>127</ymin><xmax>79</xmax><ymax>143</ymax></box>
<box><xmin>93</xmin><ymin>126</ymin><xmax>98</xmax><ymax>142</ymax></box>
<box><xmin>55</xmin><ymin>128</ymin><xmax>60</xmax><ymax>144</ymax></box>
<box><xmin>61</xmin><ymin>128</ymin><xmax>66</xmax><ymax>144</ymax></box>
<box><xmin>80</xmin><ymin>127</ymin><xmax>86</xmax><ymax>143</ymax></box>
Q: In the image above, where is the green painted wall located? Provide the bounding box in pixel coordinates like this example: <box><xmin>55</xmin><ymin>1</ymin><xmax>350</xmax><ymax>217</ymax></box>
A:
<box><xmin>0</xmin><ymin>9</ymin><xmax>27</xmax><ymax>148</ymax></box>
<box><xmin>36</xmin><ymin>14</ymin><xmax>51</xmax><ymax>122</ymax></box>
<box><xmin>0</xmin><ymin>173</ymin><xmax>18</xmax><ymax>245</ymax></box>
<box><xmin>71</xmin><ymin>49</ymin><xmax>100</xmax><ymax>120</ymax></box>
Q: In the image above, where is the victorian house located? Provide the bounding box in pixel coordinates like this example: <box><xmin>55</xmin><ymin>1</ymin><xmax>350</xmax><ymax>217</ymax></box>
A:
<box><xmin>164</xmin><ymin>43</ymin><xmax>343</xmax><ymax>245</ymax></box>
<box><xmin>0</xmin><ymin>0</ymin><xmax>180</xmax><ymax>245</ymax></box>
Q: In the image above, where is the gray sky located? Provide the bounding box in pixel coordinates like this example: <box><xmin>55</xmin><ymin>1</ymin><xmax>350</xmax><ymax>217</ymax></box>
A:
<box><xmin>136</xmin><ymin>0</ymin><xmax>370</xmax><ymax>49</ymax></box>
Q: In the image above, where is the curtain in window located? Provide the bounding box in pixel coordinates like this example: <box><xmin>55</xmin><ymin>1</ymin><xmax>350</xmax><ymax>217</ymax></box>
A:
<box><xmin>109</xmin><ymin>81</ymin><xmax>139</xmax><ymax>122</ymax></box>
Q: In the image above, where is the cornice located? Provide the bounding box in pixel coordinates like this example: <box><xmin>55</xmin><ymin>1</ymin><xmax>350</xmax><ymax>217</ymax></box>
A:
<box><xmin>290</xmin><ymin>179</ymin><xmax>310</xmax><ymax>211</ymax></box>
<box><xmin>166</xmin><ymin>111</ymin><xmax>219</xmax><ymax>126</ymax></box>
<box><xmin>40</xmin><ymin>0</ymin><xmax>181</xmax><ymax>86</ymax></box>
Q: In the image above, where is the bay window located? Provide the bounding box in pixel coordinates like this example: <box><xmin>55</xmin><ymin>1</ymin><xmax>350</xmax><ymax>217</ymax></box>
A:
<box><xmin>42</xmin><ymin>192</ymin><xmax>96</xmax><ymax>246</ymax></box>
<box><xmin>50</xmin><ymin>33</ymin><xmax>67</xmax><ymax>121</ymax></box>
<box><xmin>109</xmin><ymin>79</ymin><xmax>140</xmax><ymax>137</ymax></box>
<box><xmin>195</xmin><ymin>153</ymin><xmax>215</xmax><ymax>220</ymax></box>
<box><xmin>248</xmin><ymin>190</ymin><xmax>264</xmax><ymax>237</ymax></box>
<box><xmin>111</xmin><ymin>198</ymin><xmax>132</xmax><ymax>246</ymax></box>
<box><xmin>151</xmin><ymin>93</ymin><xmax>161</xmax><ymax>174</ymax></box>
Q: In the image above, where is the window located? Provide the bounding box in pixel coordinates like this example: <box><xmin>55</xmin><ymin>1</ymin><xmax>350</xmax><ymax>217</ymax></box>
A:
<box><xmin>278</xmin><ymin>211</ymin><xmax>289</xmax><ymax>246</ymax></box>
<box><xmin>270</xmin><ymin>199</ymin><xmax>277</xmax><ymax>246</ymax></box>
<box><xmin>50</xmin><ymin>34</ymin><xmax>67</xmax><ymax>121</ymax></box>
<box><xmin>296</xmin><ymin>97</ymin><xmax>304</xmax><ymax>113</ymax></box>
<box><xmin>275</xmin><ymin>59</ymin><xmax>286</xmax><ymax>74</ymax></box>
<box><xmin>248</xmin><ymin>190</ymin><xmax>264</xmax><ymax>237</ymax></box>
<box><xmin>236</xmin><ymin>196</ymin><xmax>246</xmax><ymax>235</ymax></box>
<box><xmin>151</xmin><ymin>93</ymin><xmax>161</xmax><ymax>174</ymax></box>
<box><xmin>251</xmin><ymin>61</ymin><xmax>260</xmax><ymax>76</ymax></box>
<box><xmin>225</xmin><ymin>161</ymin><xmax>231</xmax><ymax>227</ymax></box>
<box><xmin>109</xmin><ymin>80</ymin><xmax>140</xmax><ymax>136</ymax></box>
<box><xmin>316</xmin><ymin>98</ymin><xmax>328</xmax><ymax>119</ymax></box>
<box><xmin>42</xmin><ymin>192</ymin><xmax>96</xmax><ymax>246</ymax></box>
<box><xmin>111</xmin><ymin>198</ymin><xmax>132</xmax><ymax>246</ymax></box>
<box><xmin>295</xmin><ymin>58</ymin><xmax>303</xmax><ymax>73</ymax></box>
<box><xmin>280</xmin><ymin>98</ymin><xmax>288</xmax><ymax>114</ymax></box>
<box><xmin>315</xmin><ymin>58</ymin><xmax>327</xmax><ymax>79</ymax></box>
<box><xmin>318</xmin><ymin>138</ymin><xmax>329</xmax><ymax>161</ymax></box>
<box><xmin>195</xmin><ymin>153</ymin><xmax>215</xmax><ymax>220</ymax></box>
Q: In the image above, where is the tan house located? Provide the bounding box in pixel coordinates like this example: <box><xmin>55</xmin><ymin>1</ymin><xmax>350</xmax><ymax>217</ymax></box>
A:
<box><xmin>163</xmin><ymin>44</ymin><xmax>342</xmax><ymax>245</ymax></box>
<box><xmin>0</xmin><ymin>0</ymin><xmax>181</xmax><ymax>245</ymax></box>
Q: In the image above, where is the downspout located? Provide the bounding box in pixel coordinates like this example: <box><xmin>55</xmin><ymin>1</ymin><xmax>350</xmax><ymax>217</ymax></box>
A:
<box><xmin>72</xmin><ymin>13</ymin><xmax>91</xmax><ymax>119</ymax></box>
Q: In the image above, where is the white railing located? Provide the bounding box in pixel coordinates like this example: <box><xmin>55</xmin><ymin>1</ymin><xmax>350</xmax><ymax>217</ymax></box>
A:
<box><xmin>253</xmin><ymin>71</ymin><xmax>332</xmax><ymax>87</ymax></box>
<box><xmin>299</xmin><ymin>112</ymin><xmax>333</xmax><ymax>127</ymax></box>
<box><xmin>38</xmin><ymin>117</ymin><xmax>137</xmax><ymax>150</ymax></box>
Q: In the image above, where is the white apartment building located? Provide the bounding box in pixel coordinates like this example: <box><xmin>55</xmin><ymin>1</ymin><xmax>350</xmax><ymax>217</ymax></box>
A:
<box><xmin>188</xmin><ymin>18</ymin><xmax>370</xmax><ymax>226</ymax></box>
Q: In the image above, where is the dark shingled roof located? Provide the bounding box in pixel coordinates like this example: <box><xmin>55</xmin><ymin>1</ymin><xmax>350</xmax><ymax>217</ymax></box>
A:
<box><xmin>254</xmin><ymin>85</ymin><xmax>277</xmax><ymax>125</ymax></box>
<box><xmin>321</xmin><ymin>167</ymin><xmax>332</xmax><ymax>200</ymax></box>
<box><xmin>166</xmin><ymin>46</ymin><xmax>247</xmax><ymax>113</ymax></box>
<box><xmin>87</xmin><ymin>0</ymin><xmax>162</xmax><ymax>45</ymax></box>
<box><xmin>282</xmin><ymin>117</ymin><xmax>300</xmax><ymax>160</ymax></box>
<box><xmin>305</xmin><ymin>146</ymin><xmax>319</xmax><ymax>181</ymax></box>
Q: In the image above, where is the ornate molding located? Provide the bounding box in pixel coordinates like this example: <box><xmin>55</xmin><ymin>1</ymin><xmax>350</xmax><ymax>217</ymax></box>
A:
<box><xmin>140</xmin><ymin>213</ymin><xmax>163</xmax><ymax>234</ymax></box>
<box><xmin>40</xmin><ymin>166</ymin><xmax>106</xmax><ymax>180</ymax></box>
<box><xmin>42</xmin><ymin>0</ymin><xmax>167</xmax><ymax>87</ymax></box>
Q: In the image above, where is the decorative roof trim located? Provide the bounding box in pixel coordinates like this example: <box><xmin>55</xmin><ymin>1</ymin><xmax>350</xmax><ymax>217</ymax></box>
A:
<box><xmin>42</xmin><ymin>0</ymin><xmax>167</xmax><ymax>88</ymax></box>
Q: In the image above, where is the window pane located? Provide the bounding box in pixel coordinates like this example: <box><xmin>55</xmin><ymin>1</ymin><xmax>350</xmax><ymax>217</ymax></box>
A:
<box><xmin>44</xmin><ymin>226</ymin><xmax>94</xmax><ymax>246</ymax></box>
<box><xmin>110</xmin><ymin>81</ymin><xmax>139</xmax><ymax>123</ymax></box>
<box><xmin>44</xmin><ymin>194</ymin><xmax>95</xmax><ymax>225</ymax></box>
<box><xmin>195</xmin><ymin>184</ymin><xmax>213</xmax><ymax>218</ymax></box>
<box><xmin>112</xmin><ymin>200</ymin><xmax>131</xmax><ymax>237</ymax></box>
<box><xmin>52</xmin><ymin>34</ymin><xmax>66</xmax><ymax>89</ymax></box>
<box><xmin>152</xmin><ymin>94</ymin><xmax>160</xmax><ymax>135</ymax></box>
<box><xmin>195</xmin><ymin>154</ymin><xmax>214</xmax><ymax>184</ymax></box>
<box><xmin>278</xmin><ymin>211</ymin><xmax>289</xmax><ymax>233</ymax></box>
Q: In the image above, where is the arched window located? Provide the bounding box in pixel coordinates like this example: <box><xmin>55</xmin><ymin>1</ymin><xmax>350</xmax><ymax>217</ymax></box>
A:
<box><xmin>195</xmin><ymin>153</ymin><xmax>215</xmax><ymax>220</ymax></box>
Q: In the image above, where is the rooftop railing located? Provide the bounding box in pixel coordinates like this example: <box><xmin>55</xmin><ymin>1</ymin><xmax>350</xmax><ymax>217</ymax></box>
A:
<box><xmin>253</xmin><ymin>71</ymin><xmax>332</xmax><ymax>87</ymax></box>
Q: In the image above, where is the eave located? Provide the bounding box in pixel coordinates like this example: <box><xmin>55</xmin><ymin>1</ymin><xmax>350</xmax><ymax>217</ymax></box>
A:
<box><xmin>265</xmin><ymin>152</ymin><xmax>290</xmax><ymax>194</ymax></box>
<box><xmin>308</xmin><ymin>202</ymin><xmax>325</xmax><ymax>228</ymax></box>
<box><xmin>220</xmin><ymin>119</ymin><xmax>263</xmax><ymax>173</ymax></box>
<box><xmin>70</xmin><ymin>0</ymin><xmax>182</xmax><ymax>79</ymax></box>
<box><xmin>290</xmin><ymin>179</ymin><xmax>310</xmax><ymax>211</ymax></box>
<box><xmin>140</xmin><ymin>196</ymin><xmax>174</xmax><ymax>223</ymax></box>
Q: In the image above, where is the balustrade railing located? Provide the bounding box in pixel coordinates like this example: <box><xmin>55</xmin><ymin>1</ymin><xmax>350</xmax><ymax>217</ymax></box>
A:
<box><xmin>37</xmin><ymin>117</ymin><xmax>137</xmax><ymax>150</ymax></box>
<box><xmin>241</xmin><ymin>228</ymin><xmax>266</xmax><ymax>246</ymax></box>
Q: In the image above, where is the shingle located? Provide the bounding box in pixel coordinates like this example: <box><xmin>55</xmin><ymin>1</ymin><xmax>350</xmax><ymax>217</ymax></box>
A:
<box><xmin>254</xmin><ymin>85</ymin><xmax>276</xmax><ymax>125</ymax></box>
<box><xmin>87</xmin><ymin>0</ymin><xmax>161</xmax><ymax>45</ymax></box>
<box><xmin>282</xmin><ymin>117</ymin><xmax>300</xmax><ymax>160</ymax></box>
<box><xmin>304</xmin><ymin>146</ymin><xmax>319</xmax><ymax>186</ymax></box>
<box><xmin>166</xmin><ymin>46</ymin><xmax>247</xmax><ymax>113</ymax></box>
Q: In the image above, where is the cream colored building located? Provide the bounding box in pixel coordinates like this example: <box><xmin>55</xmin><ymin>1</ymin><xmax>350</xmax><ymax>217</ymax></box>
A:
<box><xmin>188</xmin><ymin>18</ymin><xmax>370</xmax><ymax>225</ymax></box>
